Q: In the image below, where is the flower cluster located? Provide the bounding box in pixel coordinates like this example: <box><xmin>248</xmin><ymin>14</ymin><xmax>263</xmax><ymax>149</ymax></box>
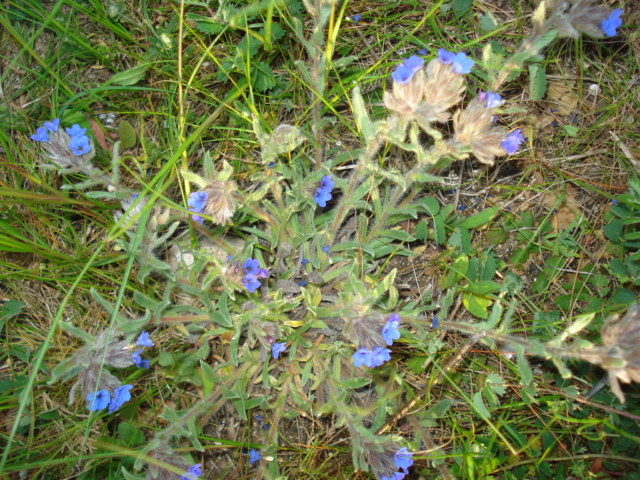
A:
<box><xmin>351</xmin><ymin>314</ymin><xmax>401</xmax><ymax>368</ymax></box>
<box><xmin>242</xmin><ymin>258</ymin><xmax>269</xmax><ymax>293</ymax></box>
<box><xmin>452</xmin><ymin>94</ymin><xmax>525</xmax><ymax>165</ymax></box>
<box><xmin>313</xmin><ymin>175</ymin><xmax>334</xmax><ymax>207</ymax></box>
<box><xmin>29</xmin><ymin>117</ymin><xmax>95</xmax><ymax>173</ymax></box>
<box><xmin>131</xmin><ymin>330</ymin><xmax>154</xmax><ymax>369</ymax></box>
<box><xmin>384</xmin><ymin>50</ymin><xmax>472</xmax><ymax>131</ymax></box>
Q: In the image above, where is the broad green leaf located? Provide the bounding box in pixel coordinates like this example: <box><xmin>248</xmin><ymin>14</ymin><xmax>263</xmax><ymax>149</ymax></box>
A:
<box><xmin>472</xmin><ymin>391</ymin><xmax>491</xmax><ymax>419</ymax></box>
<box><xmin>111</xmin><ymin>64</ymin><xmax>149</xmax><ymax>86</ymax></box>
<box><xmin>529</xmin><ymin>63</ymin><xmax>547</xmax><ymax>101</ymax></box>
<box><xmin>459</xmin><ymin>206</ymin><xmax>500</xmax><ymax>229</ymax></box>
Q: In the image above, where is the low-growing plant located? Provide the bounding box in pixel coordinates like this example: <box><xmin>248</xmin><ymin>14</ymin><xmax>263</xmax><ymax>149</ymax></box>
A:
<box><xmin>1</xmin><ymin>0</ymin><xmax>636</xmax><ymax>479</ymax></box>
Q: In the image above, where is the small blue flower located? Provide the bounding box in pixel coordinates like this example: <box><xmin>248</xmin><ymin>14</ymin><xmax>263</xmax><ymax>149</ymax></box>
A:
<box><xmin>369</xmin><ymin>346</ymin><xmax>391</xmax><ymax>367</ymax></box>
<box><xmin>272</xmin><ymin>342</ymin><xmax>287</xmax><ymax>359</ymax></box>
<box><xmin>66</xmin><ymin>124</ymin><xmax>87</xmax><ymax>137</ymax></box>
<box><xmin>451</xmin><ymin>52</ymin><xmax>474</xmax><ymax>74</ymax></box>
<box><xmin>481</xmin><ymin>92</ymin><xmax>503</xmax><ymax>108</ymax></box>
<box><xmin>319</xmin><ymin>175</ymin><xmax>334</xmax><ymax>192</ymax></box>
<box><xmin>136</xmin><ymin>330</ymin><xmax>153</xmax><ymax>347</ymax></box>
<box><xmin>611</xmin><ymin>198</ymin><xmax>618</xmax><ymax>205</ymax></box>
<box><xmin>322</xmin><ymin>245</ymin><xmax>331</xmax><ymax>253</ymax></box>
<box><xmin>438</xmin><ymin>49</ymin><xmax>474</xmax><ymax>74</ymax></box>
<box><xmin>301</xmin><ymin>258</ymin><xmax>310</xmax><ymax>265</ymax></box>
<box><xmin>268</xmin><ymin>162</ymin><xmax>275</xmax><ymax>168</ymax></box>
<box><xmin>298</xmin><ymin>280</ymin><xmax>308</xmax><ymax>287</ymax></box>
<box><xmin>314</xmin><ymin>188</ymin><xmax>332</xmax><ymax>207</ymax></box>
<box><xmin>352</xmin><ymin>348</ymin><xmax>372</xmax><ymax>368</ymax></box>
<box><xmin>132</xmin><ymin>348</ymin><xmax>150</xmax><ymax>369</ymax></box>
<box><xmin>108</xmin><ymin>384</ymin><xmax>133</xmax><ymax>413</ymax></box>
<box><xmin>188</xmin><ymin>191</ymin><xmax>208</xmax><ymax>223</ymax></box>
<box><xmin>248</xmin><ymin>449</ymin><xmax>262</xmax><ymax>464</ymax></box>
<box><xmin>256</xmin><ymin>268</ymin><xmax>269</xmax><ymax>279</ymax></box>
<box><xmin>180</xmin><ymin>463</ymin><xmax>203</xmax><ymax>480</ymax></box>
<box><xmin>243</xmin><ymin>258</ymin><xmax>261</xmax><ymax>275</ymax></box>
<box><xmin>501</xmin><ymin>129</ymin><xmax>524</xmax><ymax>154</ymax></box>
<box><xmin>30</xmin><ymin>127</ymin><xmax>49</xmax><ymax>142</ymax></box>
<box><xmin>351</xmin><ymin>13</ymin><xmax>361</xmax><ymax>21</ymax></box>
<box><xmin>432</xmin><ymin>316</ymin><xmax>439</xmax><ymax>328</ymax></box>
<box><xmin>391</xmin><ymin>55</ymin><xmax>425</xmax><ymax>84</ymax></box>
<box><xmin>437</xmin><ymin>48</ymin><xmax>456</xmax><ymax>64</ymax></box>
<box><xmin>381</xmin><ymin>314</ymin><xmax>401</xmax><ymax>346</ymax></box>
<box><xmin>394</xmin><ymin>447</ymin><xmax>414</xmax><ymax>473</ymax></box>
<box><xmin>43</xmin><ymin>118</ymin><xmax>60</xmax><ymax>132</ymax></box>
<box><xmin>243</xmin><ymin>274</ymin><xmax>260</xmax><ymax>293</ymax></box>
<box><xmin>417</xmin><ymin>48</ymin><xmax>427</xmax><ymax>55</ymax></box>
<box><xmin>86</xmin><ymin>390</ymin><xmax>110</xmax><ymax>411</ymax></box>
<box><xmin>68</xmin><ymin>135</ymin><xmax>91</xmax><ymax>156</ymax></box>
<box><xmin>600</xmin><ymin>8</ymin><xmax>622</xmax><ymax>37</ymax></box>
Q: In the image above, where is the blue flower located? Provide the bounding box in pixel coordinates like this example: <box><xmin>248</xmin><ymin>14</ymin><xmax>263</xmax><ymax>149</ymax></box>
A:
<box><xmin>319</xmin><ymin>175</ymin><xmax>334</xmax><ymax>192</ymax></box>
<box><xmin>601</xmin><ymin>8</ymin><xmax>622</xmax><ymax>37</ymax></box>
<box><xmin>417</xmin><ymin>48</ymin><xmax>427</xmax><ymax>55</ymax></box>
<box><xmin>132</xmin><ymin>348</ymin><xmax>150</xmax><ymax>369</ymax></box>
<box><xmin>272</xmin><ymin>342</ymin><xmax>287</xmax><ymax>359</ymax></box>
<box><xmin>437</xmin><ymin>49</ymin><xmax>474</xmax><ymax>74</ymax></box>
<box><xmin>108</xmin><ymin>384</ymin><xmax>133</xmax><ymax>413</ymax></box>
<box><xmin>314</xmin><ymin>188</ymin><xmax>332</xmax><ymax>207</ymax></box>
<box><xmin>351</xmin><ymin>13</ymin><xmax>361</xmax><ymax>21</ymax></box>
<box><xmin>452</xmin><ymin>52</ymin><xmax>474</xmax><ymax>74</ymax></box>
<box><xmin>243</xmin><ymin>274</ymin><xmax>260</xmax><ymax>293</ymax></box>
<box><xmin>391</xmin><ymin>55</ymin><xmax>425</xmax><ymax>84</ymax></box>
<box><xmin>43</xmin><ymin>118</ymin><xmax>60</xmax><ymax>132</ymax></box>
<box><xmin>248</xmin><ymin>449</ymin><xmax>262</xmax><ymax>464</ymax></box>
<box><xmin>437</xmin><ymin>48</ymin><xmax>456</xmax><ymax>64</ymax></box>
<box><xmin>301</xmin><ymin>258</ymin><xmax>310</xmax><ymax>265</ymax></box>
<box><xmin>480</xmin><ymin>91</ymin><xmax>503</xmax><ymax>108</ymax></box>
<box><xmin>68</xmin><ymin>135</ymin><xmax>91</xmax><ymax>156</ymax></box>
<box><xmin>256</xmin><ymin>268</ymin><xmax>269</xmax><ymax>279</ymax></box>
<box><xmin>352</xmin><ymin>348</ymin><xmax>372</xmax><ymax>368</ymax></box>
<box><xmin>313</xmin><ymin>175</ymin><xmax>334</xmax><ymax>207</ymax></box>
<box><xmin>298</xmin><ymin>280</ymin><xmax>308</xmax><ymax>287</ymax></box>
<box><xmin>243</xmin><ymin>258</ymin><xmax>260</xmax><ymax>274</ymax></box>
<box><xmin>501</xmin><ymin>129</ymin><xmax>524</xmax><ymax>154</ymax></box>
<box><xmin>322</xmin><ymin>245</ymin><xmax>330</xmax><ymax>253</ymax></box>
<box><xmin>370</xmin><ymin>346</ymin><xmax>391</xmax><ymax>367</ymax></box>
<box><xmin>86</xmin><ymin>390</ymin><xmax>110</xmax><ymax>411</ymax></box>
<box><xmin>188</xmin><ymin>191</ymin><xmax>208</xmax><ymax>223</ymax></box>
<box><xmin>30</xmin><ymin>127</ymin><xmax>49</xmax><ymax>142</ymax></box>
<box><xmin>381</xmin><ymin>314</ymin><xmax>401</xmax><ymax>346</ymax></box>
<box><xmin>66</xmin><ymin>124</ymin><xmax>87</xmax><ymax>137</ymax></box>
<box><xmin>136</xmin><ymin>330</ymin><xmax>153</xmax><ymax>347</ymax></box>
<box><xmin>432</xmin><ymin>316</ymin><xmax>439</xmax><ymax>328</ymax></box>
<box><xmin>180</xmin><ymin>463</ymin><xmax>203</xmax><ymax>480</ymax></box>
<box><xmin>394</xmin><ymin>447</ymin><xmax>414</xmax><ymax>473</ymax></box>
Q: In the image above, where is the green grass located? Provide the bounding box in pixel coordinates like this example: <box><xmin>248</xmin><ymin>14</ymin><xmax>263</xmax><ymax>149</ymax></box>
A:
<box><xmin>1</xmin><ymin>0</ymin><xmax>639</xmax><ymax>479</ymax></box>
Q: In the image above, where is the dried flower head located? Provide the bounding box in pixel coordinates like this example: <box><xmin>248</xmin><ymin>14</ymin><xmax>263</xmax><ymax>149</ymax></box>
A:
<box><xmin>34</xmin><ymin>123</ymin><xmax>96</xmax><ymax>174</ymax></box>
<box><xmin>343</xmin><ymin>311</ymin><xmax>387</xmax><ymax>350</ymax></box>
<box><xmin>362</xmin><ymin>438</ymin><xmax>404</xmax><ymax>480</ymax></box>
<box><xmin>452</xmin><ymin>97</ymin><xmax>508</xmax><ymax>165</ymax></box>
<box><xmin>202</xmin><ymin>179</ymin><xmax>238</xmax><ymax>225</ymax></box>
<box><xmin>600</xmin><ymin>305</ymin><xmax>640</xmax><ymax>403</ymax></box>
<box><xmin>383</xmin><ymin>68</ymin><xmax>428</xmax><ymax>120</ymax></box>
<box><xmin>547</xmin><ymin>0</ymin><xmax>619</xmax><ymax>39</ymax></box>
<box><xmin>145</xmin><ymin>442</ymin><xmax>191</xmax><ymax>480</ymax></box>
<box><xmin>419</xmin><ymin>58</ymin><xmax>467</xmax><ymax>123</ymax></box>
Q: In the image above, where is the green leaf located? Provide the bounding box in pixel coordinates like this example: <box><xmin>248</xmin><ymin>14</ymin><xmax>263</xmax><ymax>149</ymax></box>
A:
<box><xmin>479</xmin><ymin>12</ymin><xmax>497</xmax><ymax>32</ymax></box>
<box><xmin>459</xmin><ymin>206</ymin><xmax>500</xmax><ymax>229</ymax></box>
<box><xmin>472</xmin><ymin>391</ymin><xmax>491</xmax><ymax>419</ymax></box>
<box><xmin>111</xmin><ymin>64</ymin><xmax>149</xmax><ymax>86</ymax></box>
<box><xmin>463</xmin><ymin>292</ymin><xmax>492</xmax><ymax>319</ymax></box>
<box><xmin>516</xmin><ymin>346</ymin><xmax>533</xmax><ymax>387</ymax></box>
<box><xmin>529</xmin><ymin>63</ymin><xmax>547</xmax><ymax>101</ymax></box>
<box><xmin>433</xmin><ymin>213</ymin><xmax>446</xmax><ymax>245</ymax></box>
<box><xmin>118</xmin><ymin>120</ymin><xmax>137</xmax><ymax>149</ymax></box>
<box><xmin>424</xmin><ymin>399</ymin><xmax>454</xmax><ymax>419</ymax></box>
<box><xmin>452</xmin><ymin>0</ymin><xmax>472</xmax><ymax>17</ymax></box>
